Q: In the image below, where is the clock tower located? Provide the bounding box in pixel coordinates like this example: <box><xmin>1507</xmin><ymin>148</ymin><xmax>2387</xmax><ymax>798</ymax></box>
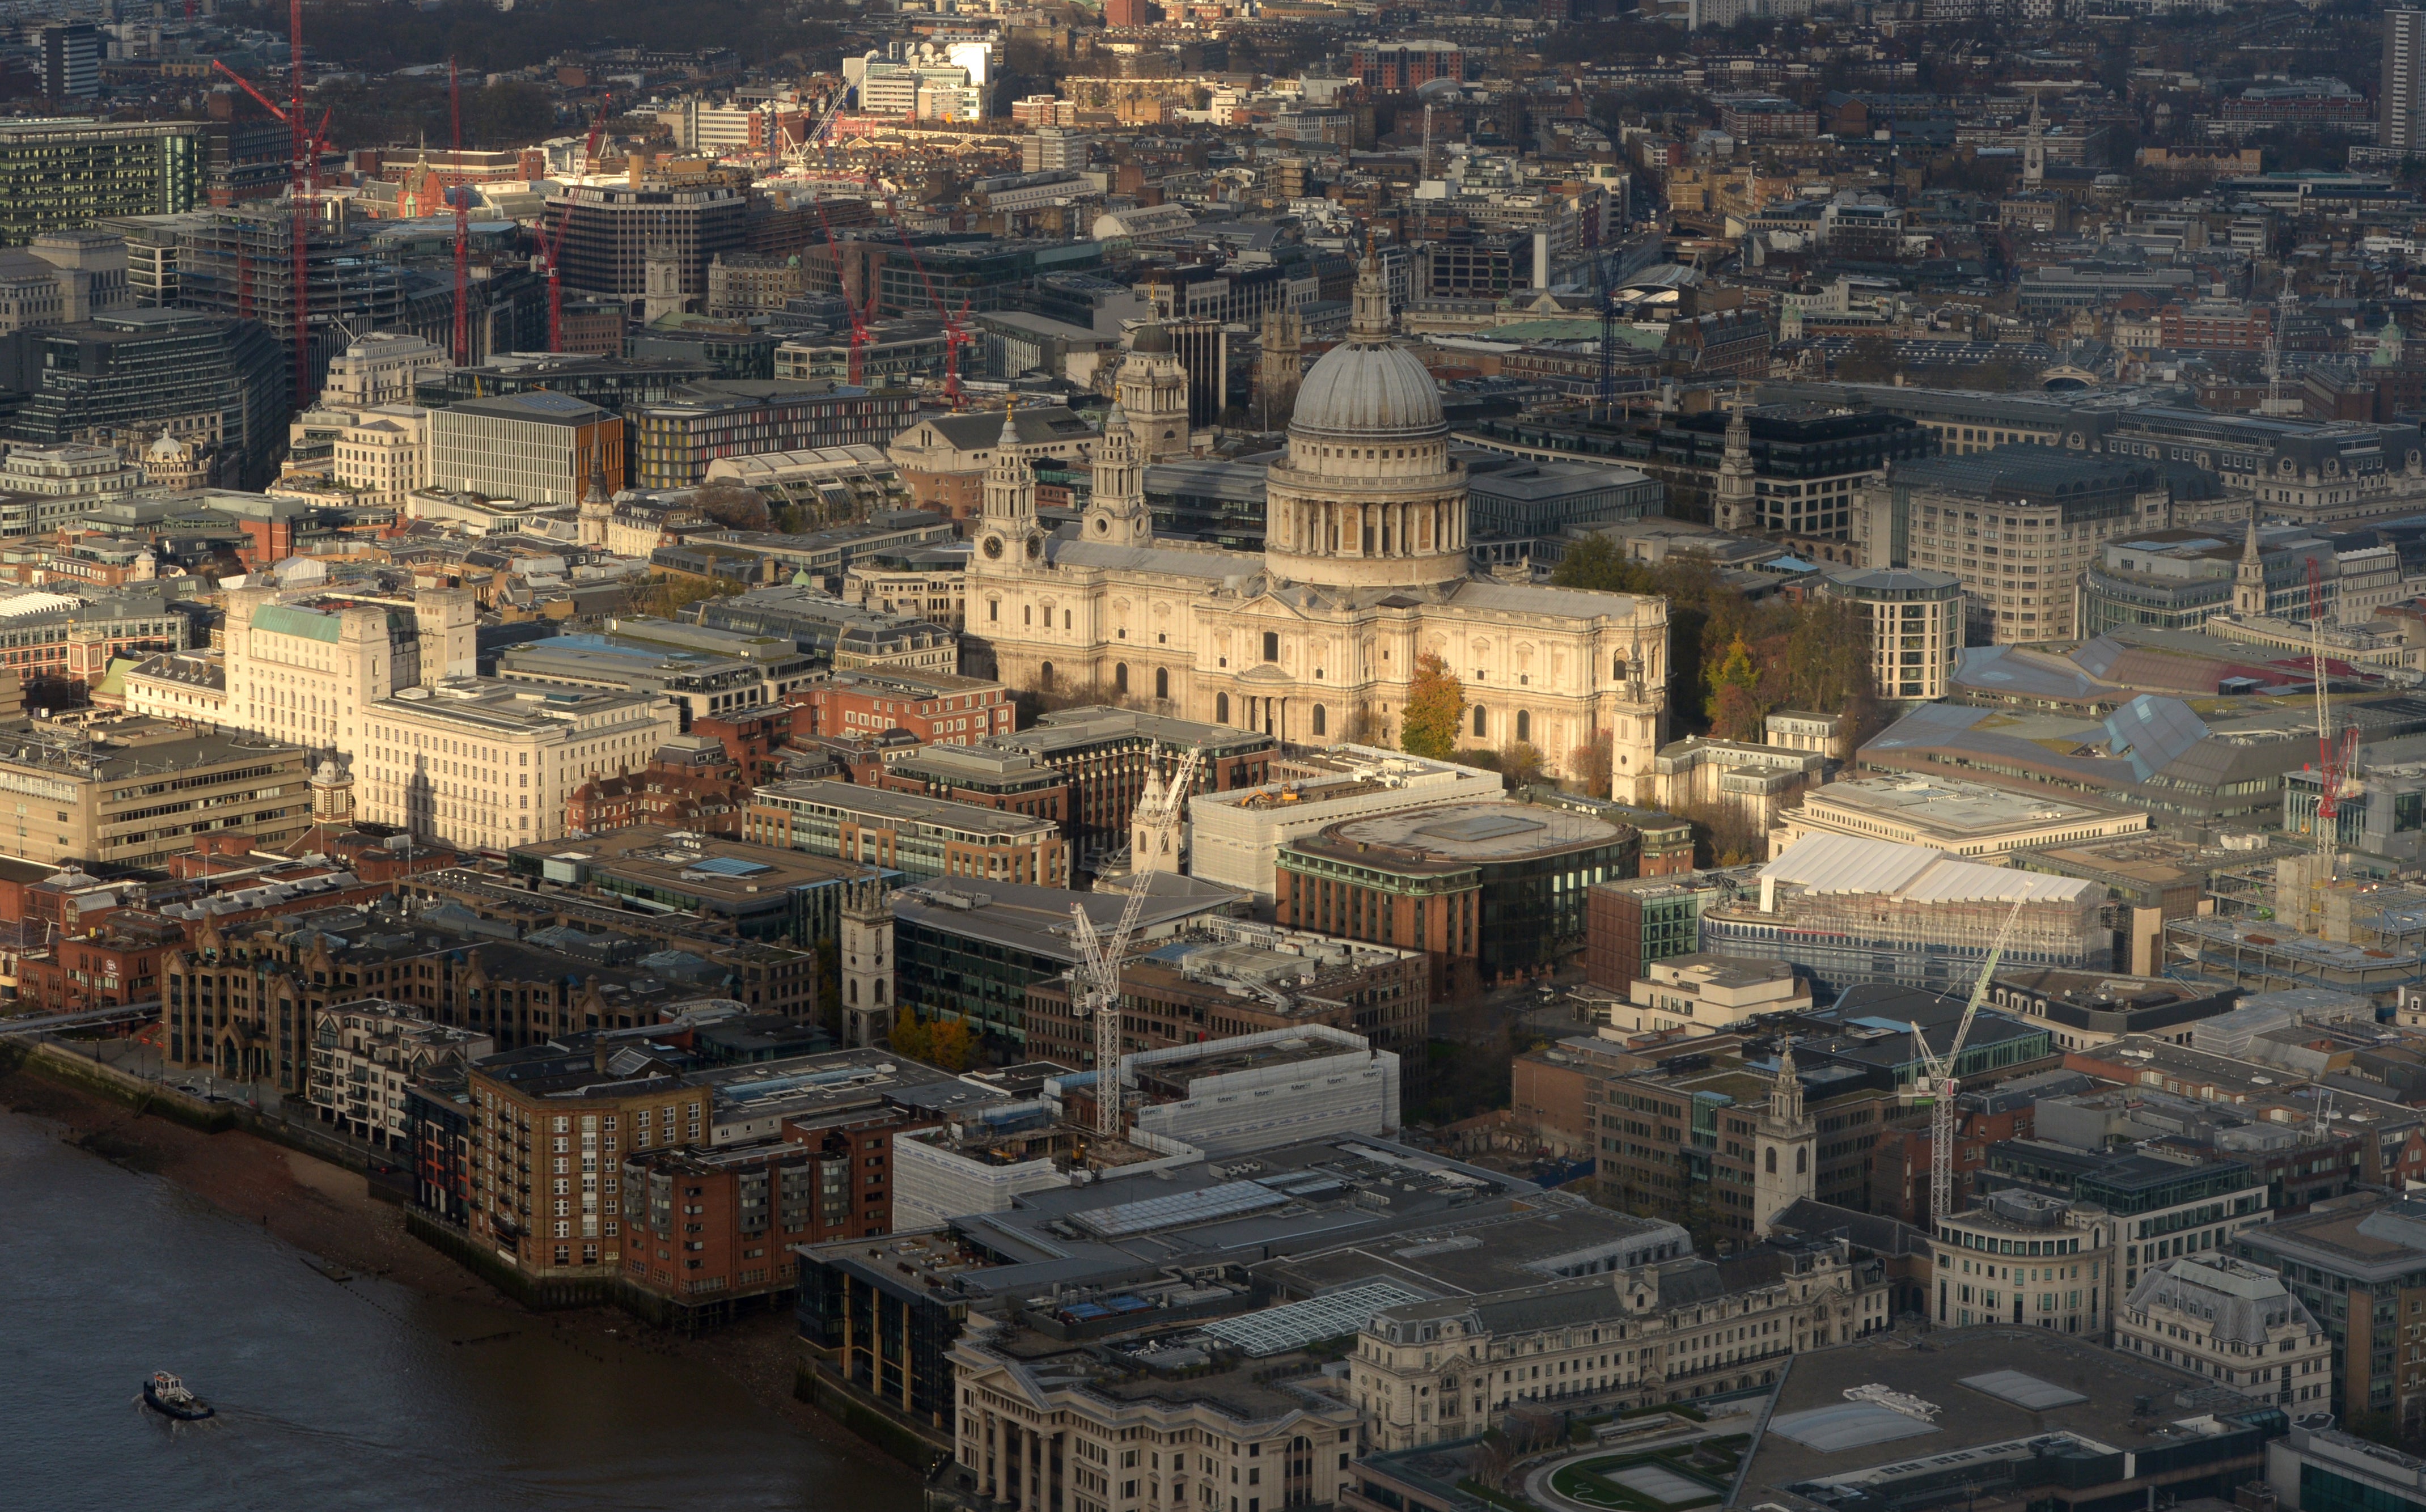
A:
<box><xmin>973</xmin><ymin>437</ymin><xmax>1044</xmax><ymax>571</ymax></box>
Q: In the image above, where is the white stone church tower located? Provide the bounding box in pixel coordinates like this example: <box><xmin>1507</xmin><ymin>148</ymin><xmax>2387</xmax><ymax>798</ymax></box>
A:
<box><xmin>1753</xmin><ymin>1040</ymin><xmax>1818</xmax><ymax>1233</ymax></box>
<box><xmin>1115</xmin><ymin>321</ymin><xmax>1191</xmax><ymax>460</ymax></box>
<box><xmin>839</xmin><ymin>878</ymin><xmax>895</xmax><ymax>1048</ymax></box>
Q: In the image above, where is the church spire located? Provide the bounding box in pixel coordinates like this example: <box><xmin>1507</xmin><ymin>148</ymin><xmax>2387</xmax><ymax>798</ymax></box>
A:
<box><xmin>2234</xmin><ymin>508</ymin><xmax>2267</xmax><ymax>617</ymax></box>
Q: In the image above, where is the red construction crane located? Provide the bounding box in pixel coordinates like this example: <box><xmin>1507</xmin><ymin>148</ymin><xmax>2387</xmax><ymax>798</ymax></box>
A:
<box><xmin>211</xmin><ymin>0</ymin><xmax>320</xmax><ymax>410</ymax></box>
<box><xmin>544</xmin><ymin>95</ymin><xmax>612</xmax><ymax>352</ymax></box>
<box><xmin>812</xmin><ymin>197</ymin><xmax>875</xmax><ymax>386</ymax></box>
<box><xmin>450</xmin><ymin>59</ymin><xmax>470</xmax><ymax>366</ymax></box>
<box><xmin>880</xmin><ymin>196</ymin><xmax>972</xmax><ymax>409</ymax></box>
<box><xmin>2308</xmin><ymin>554</ymin><xmax>2362</xmax><ymax>861</ymax></box>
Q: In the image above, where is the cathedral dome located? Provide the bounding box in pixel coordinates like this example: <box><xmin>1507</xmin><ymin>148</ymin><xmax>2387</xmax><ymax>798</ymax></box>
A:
<box><xmin>1287</xmin><ymin>341</ymin><xmax>1446</xmax><ymax>442</ymax></box>
<box><xmin>1132</xmin><ymin>321</ymin><xmax>1174</xmax><ymax>354</ymax></box>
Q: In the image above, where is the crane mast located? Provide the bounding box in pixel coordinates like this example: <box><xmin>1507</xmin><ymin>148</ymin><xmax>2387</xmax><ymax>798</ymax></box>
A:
<box><xmin>1917</xmin><ymin>900</ymin><xmax>2026</xmax><ymax>1231</ymax></box>
<box><xmin>1069</xmin><ymin>747</ymin><xmax>1200</xmax><ymax>1138</ymax></box>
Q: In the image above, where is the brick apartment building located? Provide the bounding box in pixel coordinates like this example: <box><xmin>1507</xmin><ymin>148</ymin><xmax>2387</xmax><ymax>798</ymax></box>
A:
<box><xmin>1348</xmin><ymin>40</ymin><xmax>1464</xmax><ymax>90</ymax></box>
<box><xmin>11</xmin><ymin>912</ymin><xmax>182</xmax><ymax>1014</ymax></box>
<box><xmin>619</xmin><ymin>1108</ymin><xmax>915</xmax><ymax>1324</ymax></box>
<box><xmin>461</xmin><ymin>1043</ymin><xmax>954</xmax><ymax>1284</ymax></box>
<box><xmin>790</xmin><ymin>668</ymin><xmax>1014</xmax><ymax>747</ymax></box>
<box><xmin>2158</xmin><ymin>300</ymin><xmax>2273</xmax><ymax>353</ymax></box>
<box><xmin>567</xmin><ymin>764</ymin><xmax>753</xmax><ymax>836</ymax></box>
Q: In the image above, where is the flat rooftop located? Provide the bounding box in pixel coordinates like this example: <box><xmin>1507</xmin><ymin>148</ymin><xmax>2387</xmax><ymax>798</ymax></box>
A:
<box><xmin>1132</xmin><ymin>1032</ymin><xmax>1373</xmax><ymax>1098</ymax></box>
<box><xmin>753</xmin><ymin>779</ymin><xmax>1061</xmax><ymax>838</ymax></box>
<box><xmin>891</xmin><ymin>876</ymin><xmax>1235</xmax><ymax>964</ymax></box>
<box><xmin>1317</xmin><ymin>803</ymin><xmax>1627</xmax><ymax>863</ymax></box>
<box><xmin>1804</xmin><ymin>773</ymin><xmax>2137</xmax><ymax>837</ymax></box>
<box><xmin>2237</xmin><ymin>1195</ymin><xmax>2426</xmax><ymax>1278</ymax></box>
<box><xmin>1741</xmin><ymin>1325</ymin><xmax>2252</xmax><ymax>1511</ymax></box>
<box><xmin>934</xmin><ymin>1136</ymin><xmax>1579</xmax><ymax>1301</ymax></box>
<box><xmin>376</xmin><ymin>677</ymin><xmax>664</xmax><ymax>732</ymax></box>
<box><xmin>513</xmin><ymin>825</ymin><xmax>869</xmax><ymax>898</ymax></box>
<box><xmin>0</xmin><ymin>728</ymin><xmax>307</xmax><ymax>784</ymax></box>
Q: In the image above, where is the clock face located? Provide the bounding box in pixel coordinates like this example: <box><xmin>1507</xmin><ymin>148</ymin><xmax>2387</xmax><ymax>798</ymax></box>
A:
<box><xmin>981</xmin><ymin>535</ymin><xmax>1004</xmax><ymax>559</ymax></box>
<box><xmin>1024</xmin><ymin>536</ymin><xmax>1041</xmax><ymax>559</ymax></box>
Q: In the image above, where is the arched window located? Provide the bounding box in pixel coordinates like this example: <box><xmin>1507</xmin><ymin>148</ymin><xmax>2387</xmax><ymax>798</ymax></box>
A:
<box><xmin>1154</xmin><ymin>667</ymin><xmax>1168</xmax><ymax>700</ymax></box>
<box><xmin>1114</xmin><ymin>663</ymin><xmax>1129</xmax><ymax>694</ymax></box>
<box><xmin>1217</xmin><ymin>692</ymin><xmax>1230</xmax><ymax>723</ymax></box>
<box><xmin>1517</xmin><ymin>710</ymin><xmax>1531</xmax><ymax>743</ymax></box>
<box><xmin>1039</xmin><ymin>662</ymin><xmax>1055</xmax><ymax>691</ymax></box>
<box><xmin>874</xmin><ymin>980</ymin><xmax>886</xmax><ymax>1003</ymax></box>
<box><xmin>1313</xmin><ymin>705</ymin><xmax>1327</xmax><ymax>735</ymax></box>
<box><xmin>1474</xmin><ymin>706</ymin><xmax>1487</xmax><ymax>739</ymax></box>
<box><xmin>1796</xmin><ymin>1147</ymin><xmax>1807</xmax><ymax>1175</ymax></box>
<box><xmin>848</xmin><ymin>980</ymin><xmax>859</xmax><ymax>1004</ymax></box>
<box><xmin>1764</xmin><ymin>1147</ymin><xmax>1776</xmax><ymax>1175</ymax></box>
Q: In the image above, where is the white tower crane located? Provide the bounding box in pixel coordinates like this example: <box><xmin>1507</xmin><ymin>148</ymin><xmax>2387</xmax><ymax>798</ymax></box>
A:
<box><xmin>1069</xmin><ymin>747</ymin><xmax>1202</xmax><ymax>1138</ymax></box>
<box><xmin>1913</xmin><ymin>899</ymin><xmax>2027</xmax><ymax>1230</ymax></box>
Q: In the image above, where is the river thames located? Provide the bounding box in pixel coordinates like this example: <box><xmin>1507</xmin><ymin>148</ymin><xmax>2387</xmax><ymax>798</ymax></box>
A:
<box><xmin>0</xmin><ymin>1108</ymin><xmax>925</xmax><ymax>1511</ymax></box>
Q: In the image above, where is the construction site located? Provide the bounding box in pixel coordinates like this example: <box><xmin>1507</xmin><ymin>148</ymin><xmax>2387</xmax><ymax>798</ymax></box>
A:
<box><xmin>1701</xmin><ymin>832</ymin><xmax>2109</xmax><ymax>997</ymax></box>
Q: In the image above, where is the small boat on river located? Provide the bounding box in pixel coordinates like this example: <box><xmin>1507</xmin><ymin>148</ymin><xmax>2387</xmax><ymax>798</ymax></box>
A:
<box><xmin>141</xmin><ymin>1370</ymin><xmax>215</xmax><ymax>1421</ymax></box>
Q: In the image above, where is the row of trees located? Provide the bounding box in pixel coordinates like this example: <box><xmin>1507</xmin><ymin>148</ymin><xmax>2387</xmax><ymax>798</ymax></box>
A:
<box><xmin>1548</xmin><ymin>536</ymin><xmax>1883</xmax><ymax>751</ymax></box>
<box><xmin>888</xmin><ymin>1009</ymin><xmax>975</xmax><ymax>1071</ymax></box>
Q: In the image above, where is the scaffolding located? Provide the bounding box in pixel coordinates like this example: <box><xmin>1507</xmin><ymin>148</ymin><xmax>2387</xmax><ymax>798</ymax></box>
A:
<box><xmin>1704</xmin><ymin>883</ymin><xmax>2106</xmax><ymax>996</ymax></box>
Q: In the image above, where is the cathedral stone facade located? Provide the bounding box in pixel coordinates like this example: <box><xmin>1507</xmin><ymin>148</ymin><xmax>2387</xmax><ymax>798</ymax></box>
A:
<box><xmin>964</xmin><ymin>260</ymin><xmax>1670</xmax><ymax>798</ymax></box>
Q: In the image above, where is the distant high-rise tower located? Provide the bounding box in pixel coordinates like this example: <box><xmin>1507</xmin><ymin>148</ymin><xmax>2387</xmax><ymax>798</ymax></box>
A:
<box><xmin>35</xmin><ymin>24</ymin><xmax>99</xmax><ymax>103</ymax></box>
<box><xmin>2389</xmin><ymin>10</ymin><xmax>2426</xmax><ymax>156</ymax></box>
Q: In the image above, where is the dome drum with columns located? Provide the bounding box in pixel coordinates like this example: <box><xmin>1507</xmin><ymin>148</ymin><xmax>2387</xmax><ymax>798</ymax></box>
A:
<box><xmin>1263</xmin><ymin>279</ymin><xmax>1471</xmax><ymax>590</ymax></box>
<box><xmin>963</xmin><ymin>256</ymin><xmax>1670</xmax><ymax>799</ymax></box>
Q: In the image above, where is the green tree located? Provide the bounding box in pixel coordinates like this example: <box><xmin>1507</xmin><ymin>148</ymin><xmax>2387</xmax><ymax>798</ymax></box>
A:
<box><xmin>1564</xmin><ymin>731</ymin><xmax>1614</xmax><ymax>799</ymax></box>
<box><xmin>926</xmin><ymin>1015</ymin><xmax>974</xmax><ymax>1072</ymax></box>
<box><xmin>1548</xmin><ymin>533</ymin><xmax>1651</xmax><ymax>594</ymax></box>
<box><xmin>1499</xmin><ymin>740</ymin><xmax>1546</xmax><ymax>790</ymax></box>
<box><xmin>1402</xmin><ymin>653</ymin><xmax>1466</xmax><ymax>761</ymax></box>
<box><xmin>1707</xmin><ymin>633</ymin><xmax>1758</xmax><ymax>723</ymax></box>
<box><xmin>888</xmin><ymin>1009</ymin><xmax>933</xmax><ymax>1063</ymax></box>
